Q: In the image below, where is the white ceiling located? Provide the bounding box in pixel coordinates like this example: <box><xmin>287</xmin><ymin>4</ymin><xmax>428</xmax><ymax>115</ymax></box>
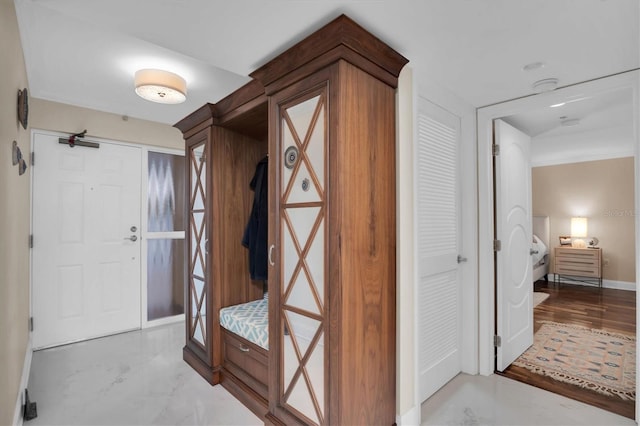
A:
<box><xmin>14</xmin><ymin>0</ymin><xmax>640</xmax><ymax>127</ymax></box>
<box><xmin>504</xmin><ymin>86</ymin><xmax>634</xmax><ymax>139</ymax></box>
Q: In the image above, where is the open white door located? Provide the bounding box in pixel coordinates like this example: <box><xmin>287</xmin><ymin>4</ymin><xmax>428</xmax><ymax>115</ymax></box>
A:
<box><xmin>495</xmin><ymin>119</ymin><xmax>534</xmax><ymax>371</ymax></box>
<box><xmin>32</xmin><ymin>132</ymin><xmax>142</xmax><ymax>349</ymax></box>
<box><xmin>416</xmin><ymin>97</ymin><xmax>463</xmax><ymax>401</ymax></box>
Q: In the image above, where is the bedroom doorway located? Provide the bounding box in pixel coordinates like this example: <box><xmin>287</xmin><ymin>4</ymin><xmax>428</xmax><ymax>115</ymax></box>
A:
<box><xmin>477</xmin><ymin>70</ymin><xmax>639</xmax><ymax>419</ymax></box>
<box><xmin>497</xmin><ymin>139</ymin><xmax>636</xmax><ymax>418</ymax></box>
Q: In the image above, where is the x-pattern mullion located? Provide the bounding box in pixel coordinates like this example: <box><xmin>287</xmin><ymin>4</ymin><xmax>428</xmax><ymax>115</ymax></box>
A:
<box><xmin>190</xmin><ymin>213</ymin><xmax>206</xmax><ymax>277</ymax></box>
<box><xmin>281</xmin><ymin>112</ymin><xmax>304</xmax><ymax>203</ymax></box>
<box><xmin>190</xmin><ymin>149</ymin><xmax>206</xmax><ymax>210</ymax></box>
<box><xmin>282</xmin><ymin>311</ymin><xmax>325</xmax><ymax>423</ymax></box>
<box><xmin>282</xmin><ymin>207</ymin><xmax>325</xmax><ymax>313</ymax></box>
<box><xmin>298</xmin><ymin>94</ymin><xmax>325</xmax><ymax>201</ymax></box>
<box><xmin>189</xmin><ymin>278</ymin><xmax>206</xmax><ymax>343</ymax></box>
<box><xmin>281</xmin><ymin>98</ymin><xmax>325</xmax><ymax>204</ymax></box>
<box><xmin>189</xmin><ymin>279</ymin><xmax>200</xmax><ymax>338</ymax></box>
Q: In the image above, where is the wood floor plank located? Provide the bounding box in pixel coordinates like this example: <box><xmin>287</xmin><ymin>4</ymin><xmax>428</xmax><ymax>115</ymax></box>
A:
<box><xmin>500</xmin><ymin>280</ymin><xmax>636</xmax><ymax>420</ymax></box>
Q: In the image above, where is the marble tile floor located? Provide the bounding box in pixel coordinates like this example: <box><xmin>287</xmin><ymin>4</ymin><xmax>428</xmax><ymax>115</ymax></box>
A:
<box><xmin>27</xmin><ymin>322</ymin><xmax>635</xmax><ymax>426</ymax></box>
<box><xmin>26</xmin><ymin>322</ymin><xmax>261</xmax><ymax>425</ymax></box>
<box><xmin>421</xmin><ymin>373</ymin><xmax>635</xmax><ymax>426</ymax></box>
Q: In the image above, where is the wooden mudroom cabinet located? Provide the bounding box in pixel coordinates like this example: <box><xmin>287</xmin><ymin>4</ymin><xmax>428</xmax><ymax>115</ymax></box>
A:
<box><xmin>177</xmin><ymin>82</ymin><xmax>268</xmax><ymax>387</ymax></box>
<box><xmin>175</xmin><ymin>15</ymin><xmax>407</xmax><ymax>426</ymax></box>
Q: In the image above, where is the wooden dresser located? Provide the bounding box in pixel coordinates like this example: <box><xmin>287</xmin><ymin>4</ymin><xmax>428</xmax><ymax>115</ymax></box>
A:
<box><xmin>554</xmin><ymin>246</ymin><xmax>602</xmax><ymax>287</ymax></box>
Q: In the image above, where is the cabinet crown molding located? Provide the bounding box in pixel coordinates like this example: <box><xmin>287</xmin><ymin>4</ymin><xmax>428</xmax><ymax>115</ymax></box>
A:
<box><xmin>250</xmin><ymin>14</ymin><xmax>408</xmax><ymax>91</ymax></box>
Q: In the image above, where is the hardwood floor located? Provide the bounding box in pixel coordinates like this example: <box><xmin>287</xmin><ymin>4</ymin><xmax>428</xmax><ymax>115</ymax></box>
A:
<box><xmin>501</xmin><ymin>280</ymin><xmax>636</xmax><ymax>420</ymax></box>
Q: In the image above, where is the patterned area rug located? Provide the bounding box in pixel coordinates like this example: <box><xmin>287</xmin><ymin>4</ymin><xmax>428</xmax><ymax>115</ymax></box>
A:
<box><xmin>513</xmin><ymin>321</ymin><xmax>636</xmax><ymax>401</ymax></box>
<box><xmin>533</xmin><ymin>292</ymin><xmax>549</xmax><ymax>307</ymax></box>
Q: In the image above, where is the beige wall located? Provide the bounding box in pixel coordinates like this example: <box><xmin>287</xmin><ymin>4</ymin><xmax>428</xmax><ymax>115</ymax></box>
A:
<box><xmin>532</xmin><ymin>157</ymin><xmax>636</xmax><ymax>283</ymax></box>
<box><xmin>0</xmin><ymin>0</ymin><xmax>31</xmax><ymax>423</ymax></box>
<box><xmin>0</xmin><ymin>3</ymin><xmax>182</xmax><ymax>422</ymax></box>
<box><xmin>30</xmin><ymin>98</ymin><xmax>183</xmax><ymax>149</ymax></box>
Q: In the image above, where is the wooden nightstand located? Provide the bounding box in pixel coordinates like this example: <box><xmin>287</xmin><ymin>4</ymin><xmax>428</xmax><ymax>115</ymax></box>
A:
<box><xmin>554</xmin><ymin>246</ymin><xmax>602</xmax><ymax>287</ymax></box>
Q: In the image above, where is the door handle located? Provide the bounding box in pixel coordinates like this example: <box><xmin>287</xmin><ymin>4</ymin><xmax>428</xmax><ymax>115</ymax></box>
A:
<box><xmin>530</xmin><ymin>249</ymin><xmax>539</xmax><ymax>255</ymax></box>
<box><xmin>124</xmin><ymin>235</ymin><xmax>138</xmax><ymax>242</ymax></box>
<box><xmin>457</xmin><ymin>255</ymin><xmax>467</xmax><ymax>263</ymax></box>
<box><xmin>269</xmin><ymin>244</ymin><xmax>275</xmax><ymax>266</ymax></box>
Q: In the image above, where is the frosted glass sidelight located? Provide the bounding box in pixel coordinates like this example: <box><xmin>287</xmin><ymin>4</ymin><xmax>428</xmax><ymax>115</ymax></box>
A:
<box><xmin>148</xmin><ymin>152</ymin><xmax>186</xmax><ymax>232</ymax></box>
<box><xmin>147</xmin><ymin>239</ymin><xmax>185</xmax><ymax>321</ymax></box>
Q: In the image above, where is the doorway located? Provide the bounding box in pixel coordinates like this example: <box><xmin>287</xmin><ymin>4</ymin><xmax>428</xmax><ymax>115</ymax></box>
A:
<box><xmin>31</xmin><ymin>131</ymin><xmax>142</xmax><ymax>349</ymax></box>
<box><xmin>31</xmin><ymin>131</ymin><xmax>186</xmax><ymax>349</ymax></box>
<box><xmin>494</xmin><ymin>124</ymin><xmax>636</xmax><ymax>417</ymax></box>
<box><xmin>477</xmin><ymin>71</ymin><xmax>640</xmax><ymax>418</ymax></box>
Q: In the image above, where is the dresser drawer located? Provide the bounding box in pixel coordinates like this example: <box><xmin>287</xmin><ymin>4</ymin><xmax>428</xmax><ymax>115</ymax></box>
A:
<box><xmin>222</xmin><ymin>329</ymin><xmax>268</xmax><ymax>398</ymax></box>
<box><xmin>555</xmin><ymin>264</ymin><xmax>600</xmax><ymax>277</ymax></box>
<box><xmin>554</xmin><ymin>247</ymin><xmax>601</xmax><ymax>278</ymax></box>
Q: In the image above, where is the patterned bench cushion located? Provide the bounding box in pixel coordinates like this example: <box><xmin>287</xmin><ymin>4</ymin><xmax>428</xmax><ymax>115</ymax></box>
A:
<box><xmin>219</xmin><ymin>293</ymin><xmax>269</xmax><ymax>350</ymax></box>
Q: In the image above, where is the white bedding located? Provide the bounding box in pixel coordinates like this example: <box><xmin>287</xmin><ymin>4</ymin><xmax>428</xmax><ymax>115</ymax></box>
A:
<box><xmin>531</xmin><ymin>234</ymin><xmax>547</xmax><ymax>266</ymax></box>
<box><xmin>532</xmin><ymin>216</ymin><xmax>550</xmax><ymax>282</ymax></box>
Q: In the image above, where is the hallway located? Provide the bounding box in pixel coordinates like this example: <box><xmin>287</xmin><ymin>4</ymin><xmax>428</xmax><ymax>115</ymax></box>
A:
<box><xmin>26</xmin><ymin>322</ymin><xmax>635</xmax><ymax>425</ymax></box>
<box><xmin>26</xmin><ymin>323</ymin><xmax>260</xmax><ymax>425</ymax></box>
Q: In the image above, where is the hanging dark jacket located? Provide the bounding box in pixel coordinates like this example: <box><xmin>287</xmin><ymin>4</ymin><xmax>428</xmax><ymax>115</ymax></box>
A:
<box><xmin>242</xmin><ymin>156</ymin><xmax>268</xmax><ymax>281</ymax></box>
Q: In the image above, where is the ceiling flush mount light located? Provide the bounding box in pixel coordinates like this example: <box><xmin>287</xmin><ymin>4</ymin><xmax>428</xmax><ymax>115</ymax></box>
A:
<box><xmin>532</xmin><ymin>78</ymin><xmax>559</xmax><ymax>93</ymax></box>
<box><xmin>134</xmin><ymin>69</ymin><xmax>186</xmax><ymax>104</ymax></box>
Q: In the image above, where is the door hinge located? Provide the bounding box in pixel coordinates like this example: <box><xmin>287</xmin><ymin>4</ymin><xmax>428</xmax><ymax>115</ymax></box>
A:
<box><xmin>30</xmin><ymin>152</ymin><xmax>35</xmax><ymax>166</ymax></box>
<box><xmin>29</xmin><ymin>317</ymin><xmax>33</xmax><ymax>332</ymax></box>
<box><xmin>29</xmin><ymin>234</ymin><xmax>33</xmax><ymax>249</ymax></box>
<box><xmin>492</xmin><ymin>144</ymin><xmax>500</xmax><ymax>156</ymax></box>
<box><xmin>494</xmin><ymin>335</ymin><xmax>501</xmax><ymax>347</ymax></box>
<box><xmin>493</xmin><ymin>239</ymin><xmax>501</xmax><ymax>251</ymax></box>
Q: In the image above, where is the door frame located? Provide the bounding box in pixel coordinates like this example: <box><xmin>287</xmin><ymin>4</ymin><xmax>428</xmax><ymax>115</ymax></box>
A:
<box><xmin>477</xmin><ymin>71</ymin><xmax>640</xmax><ymax>414</ymax></box>
<box><xmin>29</xmin><ymin>129</ymin><xmax>185</xmax><ymax>341</ymax></box>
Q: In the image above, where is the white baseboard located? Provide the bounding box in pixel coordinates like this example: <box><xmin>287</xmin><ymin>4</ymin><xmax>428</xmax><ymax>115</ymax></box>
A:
<box><xmin>550</xmin><ymin>274</ymin><xmax>636</xmax><ymax>291</ymax></box>
<box><xmin>396</xmin><ymin>404</ymin><xmax>420</xmax><ymax>426</ymax></box>
<box><xmin>601</xmin><ymin>279</ymin><xmax>637</xmax><ymax>291</ymax></box>
<box><xmin>12</xmin><ymin>336</ymin><xmax>32</xmax><ymax>426</ymax></box>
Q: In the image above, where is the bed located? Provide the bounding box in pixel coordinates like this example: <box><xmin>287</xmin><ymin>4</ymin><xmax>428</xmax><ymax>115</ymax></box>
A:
<box><xmin>532</xmin><ymin>215</ymin><xmax>550</xmax><ymax>282</ymax></box>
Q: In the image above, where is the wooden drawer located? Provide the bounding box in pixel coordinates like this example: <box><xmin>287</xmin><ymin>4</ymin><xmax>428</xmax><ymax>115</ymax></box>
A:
<box><xmin>554</xmin><ymin>247</ymin><xmax>601</xmax><ymax>278</ymax></box>
<box><xmin>222</xmin><ymin>329</ymin><xmax>268</xmax><ymax>398</ymax></box>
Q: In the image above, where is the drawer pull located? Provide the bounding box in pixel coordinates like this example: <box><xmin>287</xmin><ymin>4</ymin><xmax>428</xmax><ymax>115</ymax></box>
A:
<box><xmin>239</xmin><ymin>344</ymin><xmax>250</xmax><ymax>353</ymax></box>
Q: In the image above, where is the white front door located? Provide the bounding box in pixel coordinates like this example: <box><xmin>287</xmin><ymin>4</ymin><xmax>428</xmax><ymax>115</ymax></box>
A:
<box><xmin>494</xmin><ymin>119</ymin><xmax>533</xmax><ymax>371</ymax></box>
<box><xmin>416</xmin><ymin>97</ymin><xmax>463</xmax><ymax>401</ymax></box>
<box><xmin>32</xmin><ymin>132</ymin><xmax>142</xmax><ymax>349</ymax></box>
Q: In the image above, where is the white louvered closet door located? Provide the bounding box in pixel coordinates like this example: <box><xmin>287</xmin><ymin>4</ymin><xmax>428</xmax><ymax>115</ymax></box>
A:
<box><xmin>416</xmin><ymin>97</ymin><xmax>462</xmax><ymax>403</ymax></box>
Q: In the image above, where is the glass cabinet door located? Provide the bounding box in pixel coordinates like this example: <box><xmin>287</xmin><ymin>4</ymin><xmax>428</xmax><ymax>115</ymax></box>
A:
<box><xmin>277</xmin><ymin>89</ymin><xmax>327</xmax><ymax>425</ymax></box>
<box><xmin>187</xmin><ymin>139</ymin><xmax>209</xmax><ymax>354</ymax></box>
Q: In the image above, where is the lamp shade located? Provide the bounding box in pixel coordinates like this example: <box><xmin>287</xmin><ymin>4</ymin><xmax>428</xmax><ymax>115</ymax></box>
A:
<box><xmin>571</xmin><ymin>217</ymin><xmax>587</xmax><ymax>238</ymax></box>
<box><xmin>135</xmin><ymin>69</ymin><xmax>186</xmax><ymax>104</ymax></box>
